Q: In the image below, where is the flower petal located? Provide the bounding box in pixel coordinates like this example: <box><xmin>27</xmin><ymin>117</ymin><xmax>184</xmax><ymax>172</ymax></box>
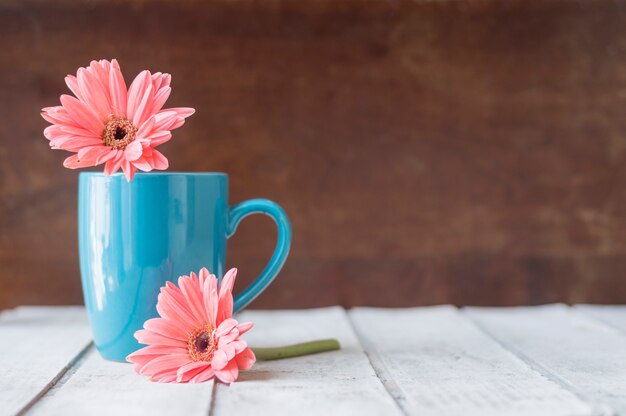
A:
<box><xmin>151</xmin><ymin>149</ymin><xmax>169</xmax><ymax>170</ymax></box>
<box><xmin>190</xmin><ymin>367</ymin><xmax>216</xmax><ymax>383</ymax></box>
<box><xmin>143</xmin><ymin>317</ymin><xmax>189</xmax><ymax>341</ymax></box>
<box><xmin>202</xmin><ymin>271</ymin><xmax>218</xmax><ymax>327</ymax></box>
<box><xmin>216</xmin><ymin>318</ymin><xmax>238</xmax><ymax>338</ymax></box>
<box><xmin>236</xmin><ymin>321</ymin><xmax>254</xmax><ymax>336</ymax></box>
<box><xmin>217</xmin><ymin>268</ymin><xmax>236</xmax><ymax>323</ymax></box>
<box><xmin>59</xmin><ymin>94</ymin><xmax>104</xmax><ymax>136</ymax></box>
<box><xmin>135</xmin><ymin>329</ymin><xmax>187</xmax><ymax>348</ymax></box>
<box><xmin>124</xmin><ymin>140</ymin><xmax>143</xmax><ymax>162</ymax></box>
<box><xmin>178</xmin><ymin>274</ymin><xmax>208</xmax><ymax>324</ymax></box>
<box><xmin>139</xmin><ymin>353</ymin><xmax>191</xmax><ymax>376</ymax></box>
<box><xmin>176</xmin><ymin>361</ymin><xmax>210</xmax><ymax>383</ymax></box>
<box><xmin>63</xmin><ymin>154</ymin><xmax>97</xmax><ymax>169</ymax></box>
<box><xmin>214</xmin><ymin>360</ymin><xmax>239</xmax><ymax>384</ymax></box>
<box><xmin>211</xmin><ymin>349</ymin><xmax>229</xmax><ymax>371</ymax></box>
<box><xmin>126</xmin><ymin>70</ymin><xmax>152</xmax><ymax>125</ymax></box>
<box><xmin>235</xmin><ymin>347</ymin><xmax>256</xmax><ymax>371</ymax></box>
<box><xmin>109</xmin><ymin>59</ymin><xmax>127</xmax><ymax>117</ymax></box>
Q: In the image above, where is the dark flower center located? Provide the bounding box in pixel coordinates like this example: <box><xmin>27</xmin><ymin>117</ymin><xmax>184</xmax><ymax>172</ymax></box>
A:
<box><xmin>102</xmin><ymin>117</ymin><xmax>137</xmax><ymax>150</ymax></box>
<box><xmin>187</xmin><ymin>324</ymin><xmax>216</xmax><ymax>362</ymax></box>
<box><xmin>114</xmin><ymin>127</ymin><xmax>126</xmax><ymax>140</ymax></box>
<box><xmin>195</xmin><ymin>332</ymin><xmax>211</xmax><ymax>353</ymax></box>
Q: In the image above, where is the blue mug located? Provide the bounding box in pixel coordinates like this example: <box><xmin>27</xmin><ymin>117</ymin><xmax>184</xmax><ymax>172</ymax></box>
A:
<box><xmin>78</xmin><ymin>172</ymin><xmax>291</xmax><ymax>361</ymax></box>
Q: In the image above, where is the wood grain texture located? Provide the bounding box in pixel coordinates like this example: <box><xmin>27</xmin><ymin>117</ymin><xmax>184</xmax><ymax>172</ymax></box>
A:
<box><xmin>1</xmin><ymin>0</ymin><xmax>626</xmax><ymax>308</ymax></box>
<box><xmin>30</xmin><ymin>347</ymin><xmax>214</xmax><ymax>416</ymax></box>
<box><xmin>213</xmin><ymin>307</ymin><xmax>401</xmax><ymax>416</ymax></box>
<box><xmin>466</xmin><ymin>304</ymin><xmax>626</xmax><ymax>415</ymax></box>
<box><xmin>0</xmin><ymin>307</ymin><xmax>92</xmax><ymax>416</ymax></box>
<box><xmin>350</xmin><ymin>306</ymin><xmax>591</xmax><ymax>416</ymax></box>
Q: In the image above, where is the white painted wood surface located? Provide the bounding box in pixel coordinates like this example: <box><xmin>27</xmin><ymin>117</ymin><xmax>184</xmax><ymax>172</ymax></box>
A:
<box><xmin>2</xmin><ymin>305</ymin><xmax>626</xmax><ymax>416</ymax></box>
<box><xmin>350</xmin><ymin>306</ymin><xmax>591</xmax><ymax>416</ymax></box>
<box><xmin>466</xmin><ymin>304</ymin><xmax>626</xmax><ymax>416</ymax></box>
<box><xmin>0</xmin><ymin>307</ymin><xmax>92</xmax><ymax>416</ymax></box>
<box><xmin>214</xmin><ymin>307</ymin><xmax>401</xmax><ymax>416</ymax></box>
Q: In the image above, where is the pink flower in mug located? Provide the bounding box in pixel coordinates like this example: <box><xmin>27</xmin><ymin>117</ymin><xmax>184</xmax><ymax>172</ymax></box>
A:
<box><xmin>127</xmin><ymin>268</ymin><xmax>255</xmax><ymax>383</ymax></box>
<box><xmin>41</xmin><ymin>59</ymin><xmax>194</xmax><ymax>181</ymax></box>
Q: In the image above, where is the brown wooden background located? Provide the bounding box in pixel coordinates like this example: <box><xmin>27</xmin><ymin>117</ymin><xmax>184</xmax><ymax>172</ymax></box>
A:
<box><xmin>1</xmin><ymin>0</ymin><xmax>626</xmax><ymax>309</ymax></box>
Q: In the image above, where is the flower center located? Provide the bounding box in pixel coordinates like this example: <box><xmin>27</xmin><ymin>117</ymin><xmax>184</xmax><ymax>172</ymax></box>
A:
<box><xmin>187</xmin><ymin>324</ymin><xmax>216</xmax><ymax>362</ymax></box>
<box><xmin>102</xmin><ymin>117</ymin><xmax>137</xmax><ymax>150</ymax></box>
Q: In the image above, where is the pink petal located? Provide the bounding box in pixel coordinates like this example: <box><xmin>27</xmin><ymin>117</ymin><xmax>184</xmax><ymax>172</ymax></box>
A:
<box><xmin>132</xmin><ymin>156</ymin><xmax>154</xmax><ymax>172</ymax></box>
<box><xmin>104</xmin><ymin>152</ymin><xmax>124</xmax><ymax>175</ymax></box>
<box><xmin>214</xmin><ymin>360</ymin><xmax>239</xmax><ymax>384</ymax></box>
<box><xmin>136</xmin><ymin>115</ymin><xmax>156</xmax><ymax>138</ymax></box>
<box><xmin>211</xmin><ymin>349</ymin><xmax>229</xmax><ymax>371</ymax></box>
<box><xmin>235</xmin><ymin>347</ymin><xmax>256</xmax><ymax>371</ymax></box>
<box><xmin>151</xmin><ymin>149</ymin><xmax>169</xmax><ymax>170</ymax></box>
<box><xmin>131</xmin><ymin>83</ymin><xmax>154</xmax><ymax>127</ymax></box>
<box><xmin>64</xmin><ymin>75</ymin><xmax>83</xmax><ymax>101</ymax></box>
<box><xmin>77</xmin><ymin>67</ymin><xmax>111</xmax><ymax>118</ymax></box>
<box><xmin>50</xmin><ymin>136</ymin><xmax>103</xmax><ymax>152</ymax></box>
<box><xmin>202</xmin><ymin>272</ymin><xmax>218</xmax><ymax>327</ymax></box>
<box><xmin>157</xmin><ymin>283</ymin><xmax>204</xmax><ymax>329</ymax></box>
<box><xmin>178</xmin><ymin>274</ymin><xmax>209</xmax><ymax>324</ymax></box>
<box><xmin>152</xmin><ymin>86</ymin><xmax>171</xmax><ymax>114</ymax></box>
<box><xmin>77</xmin><ymin>145</ymin><xmax>109</xmax><ymax>162</ymax></box>
<box><xmin>217</xmin><ymin>268</ymin><xmax>236</xmax><ymax>323</ymax></box>
<box><xmin>216</xmin><ymin>318</ymin><xmax>238</xmax><ymax>338</ymax></box>
<box><xmin>167</xmin><ymin>107</ymin><xmax>195</xmax><ymax>118</ymax></box>
<box><xmin>176</xmin><ymin>361</ymin><xmax>210</xmax><ymax>383</ymax></box>
<box><xmin>126</xmin><ymin>344</ymin><xmax>188</xmax><ymax>370</ymax></box>
<box><xmin>96</xmin><ymin>149</ymin><xmax>119</xmax><ymax>164</ymax></box>
<box><xmin>126</xmin><ymin>70</ymin><xmax>151</xmax><ymax>125</ymax></box>
<box><xmin>109</xmin><ymin>59</ymin><xmax>127</xmax><ymax>117</ymax></box>
<box><xmin>41</xmin><ymin>108</ymin><xmax>75</xmax><ymax>126</ymax></box>
<box><xmin>124</xmin><ymin>140</ymin><xmax>143</xmax><ymax>162</ymax></box>
<box><xmin>190</xmin><ymin>367</ymin><xmax>216</xmax><ymax>383</ymax></box>
<box><xmin>135</xmin><ymin>329</ymin><xmax>187</xmax><ymax>348</ymax></box>
<box><xmin>60</xmin><ymin>94</ymin><xmax>104</xmax><ymax>136</ymax></box>
<box><xmin>143</xmin><ymin>317</ymin><xmax>189</xmax><ymax>341</ymax></box>
<box><xmin>236</xmin><ymin>321</ymin><xmax>254</xmax><ymax>336</ymax></box>
<box><xmin>217</xmin><ymin>329</ymin><xmax>241</xmax><ymax>348</ymax></box>
<box><xmin>122</xmin><ymin>160</ymin><xmax>135</xmax><ymax>181</ymax></box>
<box><xmin>153</xmin><ymin>110</ymin><xmax>179</xmax><ymax>131</ymax></box>
<box><xmin>139</xmin><ymin>353</ymin><xmax>191</xmax><ymax>376</ymax></box>
<box><xmin>63</xmin><ymin>154</ymin><xmax>97</xmax><ymax>169</ymax></box>
<box><xmin>145</xmin><ymin>130</ymin><xmax>171</xmax><ymax>147</ymax></box>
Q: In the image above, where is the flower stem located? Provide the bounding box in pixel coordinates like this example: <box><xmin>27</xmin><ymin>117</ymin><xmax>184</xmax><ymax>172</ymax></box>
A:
<box><xmin>252</xmin><ymin>338</ymin><xmax>341</xmax><ymax>361</ymax></box>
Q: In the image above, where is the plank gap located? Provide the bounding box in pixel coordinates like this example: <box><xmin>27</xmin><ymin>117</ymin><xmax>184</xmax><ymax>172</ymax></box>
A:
<box><xmin>208</xmin><ymin>379</ymin><xmax>218</xmax><ymax>416</ymax></box>
<box><xmin>17</xmin><ymin>342</ymin><xmax>94</xmax><ymax>416</ymax></box>
<box><xmin>460</xmin><ymin>307</ymin><xmax>589</xmax><ymax>401</ymax></box>
<box><xmin>346</xmin><ymin>311</ymin><xmax>410</xmax><ymax>416</ymax></box>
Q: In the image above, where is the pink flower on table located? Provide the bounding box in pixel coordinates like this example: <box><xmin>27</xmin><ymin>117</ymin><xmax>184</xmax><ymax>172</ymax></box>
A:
<box><xmin>127</xmin><ymin>268</ymin><xmax>255</xmax><ymax>383</ymax></box>
<box><xmin>41</xmin><ymin>59</ymin><xmax>194</xmax><ymax>181</ymax></box>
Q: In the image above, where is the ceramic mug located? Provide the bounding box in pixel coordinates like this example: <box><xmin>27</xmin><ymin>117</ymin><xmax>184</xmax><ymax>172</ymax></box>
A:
<box><xmin>78</xmin><ymin>172</ymin><xmax>291</xmax><ymax>361</ymax></box>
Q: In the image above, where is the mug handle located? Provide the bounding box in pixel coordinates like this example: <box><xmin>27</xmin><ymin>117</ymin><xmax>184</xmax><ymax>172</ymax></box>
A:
<box><xmin>227</xmin><ymin>198</ymin><xmax>292</xmax><ymax>312</ymax></box>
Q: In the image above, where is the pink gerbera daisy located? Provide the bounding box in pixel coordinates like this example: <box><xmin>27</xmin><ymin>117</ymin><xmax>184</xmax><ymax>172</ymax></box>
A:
<box><xmin>41</xmin><ymin>59</ymin><xmax>194</xmax><ymax>181</ymax></box>
<box><xmin>127</xmin><ymin>268</ymin><xmax>256</xmax><ymax>383</ymax></box>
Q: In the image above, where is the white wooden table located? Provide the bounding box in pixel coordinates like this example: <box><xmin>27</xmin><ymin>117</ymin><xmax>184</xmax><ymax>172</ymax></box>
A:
<box><xmin>2</xmin><ymin>305</ymin><xmax>626</xmax><ymax>416</ymax></box>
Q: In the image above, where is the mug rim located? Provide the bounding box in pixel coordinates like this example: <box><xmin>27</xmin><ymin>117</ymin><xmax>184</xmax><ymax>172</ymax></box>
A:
<box><xmin>79</xmin><ymin>172</ymin><xmax>228</xmax><ymax>177</ymax></box>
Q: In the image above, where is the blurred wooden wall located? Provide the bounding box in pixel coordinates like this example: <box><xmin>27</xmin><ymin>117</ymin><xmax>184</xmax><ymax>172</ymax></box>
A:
<box><xmin>1</xmin><ymin>0</ymin><xmax>626</xmax><ymax>309</ymax></box>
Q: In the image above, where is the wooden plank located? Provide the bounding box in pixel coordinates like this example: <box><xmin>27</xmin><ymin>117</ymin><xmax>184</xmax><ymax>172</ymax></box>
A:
<box><xmin>350</xmin><ymin>306</ymin><xmax>592</xmax><ymax>416</ymax></box>
<box><xmin>575</xmin><ymin>304</ymin><xmax>626</xmax><ymax>333</ymax></box>
<box><xmin>30</xmin><ymin>347</ymin><xmax>213</xmax><ymax>416</ymax></box>
<box><xmin>465</xmin><ymin>304</ymin><xmax>626</xmax><ymax>415</ymax></box>
<box><xmin>212</xmin><ymin>307</ymin><xmax>402</xmax><ymax>416</ymax></box>
<box><xmin>0</xmin><ymin>306</ymin><xmax>92</xmax><ymax>416</ymax></box>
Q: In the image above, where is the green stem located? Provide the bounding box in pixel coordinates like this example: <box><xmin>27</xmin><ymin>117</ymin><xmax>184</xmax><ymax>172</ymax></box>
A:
<box><xmin>252</xmin><ymin>338</ymin><xmax>341</xmax><ymax>361</ymax></box>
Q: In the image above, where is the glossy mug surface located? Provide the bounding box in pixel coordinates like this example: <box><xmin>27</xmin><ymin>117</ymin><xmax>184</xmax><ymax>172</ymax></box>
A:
<box><xmin>78</xmin><ymin>172</ymin><xmax>291</xmax><ymax>361</ymax></box>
